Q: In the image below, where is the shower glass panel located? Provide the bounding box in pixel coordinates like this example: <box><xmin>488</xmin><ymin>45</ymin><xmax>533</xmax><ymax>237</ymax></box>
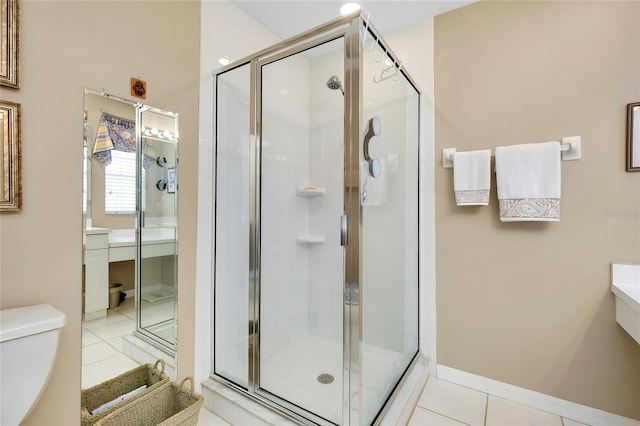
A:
<box><xmin>214</xmin><ymin>63</ymin><xmax>252</xmax><ymax>388</ymax></box>
<box><xmin>136</xmin><ymin>107</ymin><xmax>179</xmax><ymax>353</ymax></box>
<box><xmin>357</xmin><ymin>36</ymin><xmax>420</xmax><ymax>424</ymax></box>
<box><xmin>259</xmin><ymin>37</ymin><xmax>345</xmax><ymax>424</ymax></box>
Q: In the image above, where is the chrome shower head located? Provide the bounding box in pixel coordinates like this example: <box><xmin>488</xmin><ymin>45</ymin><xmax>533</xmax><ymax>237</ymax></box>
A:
<box><xmin>326</xmin><ymin>75</ymin><xmax>344</xmax><ymax>94</ymax></box>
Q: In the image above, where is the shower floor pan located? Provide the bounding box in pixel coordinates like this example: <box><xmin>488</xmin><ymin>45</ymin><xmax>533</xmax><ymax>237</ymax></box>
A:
<box><xmin>141</xmin><ymin>286</ymin><xmax>174</xmax><ymax>303</ymax></box>
<box><xmin>260</xmin><ymin>334</ymin><xmax>405</xmax><ymax>424</ymax></box>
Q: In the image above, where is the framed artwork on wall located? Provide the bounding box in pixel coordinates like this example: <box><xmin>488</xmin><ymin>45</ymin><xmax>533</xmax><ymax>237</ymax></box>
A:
<box><xmin>627</xmin><ymin>102</ymin><xmax>640</xmax><ymax>172</ymax></box>
<box><xmin>1</xmin><ymin>100</ymin><xmax>22</xmax><ymax>211</ymax></box>
<box><xmin>1</xmin><ymin>0</ymin><xmax>20</xmax><ymax>89</ymax></box>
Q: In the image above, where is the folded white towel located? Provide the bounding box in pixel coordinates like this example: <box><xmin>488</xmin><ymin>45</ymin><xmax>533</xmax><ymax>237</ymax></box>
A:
<box><xmin>495</xmin><ymin>141</ymin><xmax>561</xmax><ymax>222</ymax></box>
<box><xmin>453</xmin><ymin>149</ymin><xmax>491</xmax><ymax>206</ymax></box>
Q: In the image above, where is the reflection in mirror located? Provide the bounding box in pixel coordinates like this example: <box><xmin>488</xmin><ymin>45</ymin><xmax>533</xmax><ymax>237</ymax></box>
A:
<box><xmin>627</xmin><ymin>102</ymin><xmax>640</xmax><ymax>171</ymax></box>
<box><xmin>136</xmin><ymin>106</ymin><xmax>179</xmax><ymax>352</ymax></box>
<box><xmin>82</xmin><ymin>89</ymin><xmax>178</xmax><ymax>391</ymax></box>
<box><xmin>0</xmin><ymin>100</ymin><xmax>21</xmax><ymax>211</ymax></box>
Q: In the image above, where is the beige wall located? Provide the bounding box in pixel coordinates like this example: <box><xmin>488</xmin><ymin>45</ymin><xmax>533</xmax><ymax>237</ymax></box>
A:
<box><xmin>0</xmin><ymin>1</ymin><xmax>200</xmax><ymax>424</ymax></box>
<box><xmin>435</xmin><ymin>1</ymin><xmax>640</xmax><ymax>419</ymax></box>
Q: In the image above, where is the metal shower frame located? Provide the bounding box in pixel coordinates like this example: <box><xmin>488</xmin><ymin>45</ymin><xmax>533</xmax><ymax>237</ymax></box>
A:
<box><xmin>211</xmin><ymin>11</ymin><xmax>421</xmax><ymax>426</ymax></box>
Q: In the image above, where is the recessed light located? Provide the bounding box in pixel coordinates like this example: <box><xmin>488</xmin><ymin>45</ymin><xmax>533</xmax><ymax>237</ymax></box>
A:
<box><xmin>340</xmin><ymin>2</ymin><xmax>361</xmax><ymax>16</ymax></box>
<box><xmin>218</xmin><ymin>57</ymin><xmax>231</xmax><ymax>66</ymax></box>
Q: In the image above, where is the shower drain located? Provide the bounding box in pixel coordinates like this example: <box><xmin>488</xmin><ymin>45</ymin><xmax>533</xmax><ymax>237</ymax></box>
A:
<box><xmin>317</xmin><ymin>373</ymin><xmax>334</xmax><ymax>384</ymax></box>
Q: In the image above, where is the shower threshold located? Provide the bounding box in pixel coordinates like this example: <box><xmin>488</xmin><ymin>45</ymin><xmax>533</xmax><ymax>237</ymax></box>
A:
<box><xmin>201</xmin><ymin>353</ymin><xmax>429</xmax><ymax>425</ymax></box>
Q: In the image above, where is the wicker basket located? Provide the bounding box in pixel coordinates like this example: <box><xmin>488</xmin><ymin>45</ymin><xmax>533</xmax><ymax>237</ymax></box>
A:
<box><xmin>95</xmin><ymin>377</ymin><xmax>204</xmax><ymax>426</ymax></box>
<box><xmin>81</xmin><ymin>359</ymin><xmax>169</xmax><ymax>426</ymax></box>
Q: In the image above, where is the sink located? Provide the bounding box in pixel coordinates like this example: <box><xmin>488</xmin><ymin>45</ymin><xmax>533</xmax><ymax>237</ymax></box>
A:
<box><xmin>611</xmin><ymin>264</ymin><xmax>640</xmax><ymax>345</ymax></box>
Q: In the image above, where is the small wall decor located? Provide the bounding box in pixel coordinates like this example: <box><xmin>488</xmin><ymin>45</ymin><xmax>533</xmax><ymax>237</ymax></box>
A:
<box><xmin>1</xmin><ymin>0</ymin><xmax>20</xmax><ymax>88</ymax></box>
<box><xmin>627</xmin><ymin>102</ymin><xmax>639</xmax><ymax>171</ymax></box>
<box><xmin>1</xmin><ymin>100</ymin><xmax>21</xmax><ymax>211</ymax></box>
<box><xmin>131</xmin><ymin>78</ymin><xmax>147</xmax><ymax>99</ymax></box>
<box><xmin>167</xmin><ymin>167</ymin><xmax>176</xmax><ymax>193</ymax></box>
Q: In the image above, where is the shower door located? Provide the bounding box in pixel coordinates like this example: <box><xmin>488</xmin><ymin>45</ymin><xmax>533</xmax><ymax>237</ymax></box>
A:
<box><xmin>257</xmin><ymin>36</ymin><xmax>346</xmax><ymax>424</ymax></box>
<box><xmin>214</xmin><ymin>33</ymin><xmax>348</xmax><ymax>424</ymax></box>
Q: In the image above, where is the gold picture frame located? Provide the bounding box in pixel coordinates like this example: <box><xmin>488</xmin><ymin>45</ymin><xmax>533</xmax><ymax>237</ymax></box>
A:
<box><xmin>1</xmin><ymin>0</ymin><xmax>20</xmax><ymax>88</ymax></box>
<box><xmin>627</xmin><ymin>102</ymin><xmax>640</xmax><ymax>172</ymax></box>
<box><xmin>1</xmin><ymin>100</ymin><xmax>21</xmax><ymax>211</ymax></box>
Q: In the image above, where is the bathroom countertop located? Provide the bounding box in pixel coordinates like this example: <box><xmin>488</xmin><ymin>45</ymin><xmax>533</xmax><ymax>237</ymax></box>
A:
<box><xmin>611</xmin><ymin>263</ymin><xmax>640</xmax><ymax>313</ymax></box>
<box><xmin>85</xmin><ymin>226</ymin><xmax>111</xmax><ymax>235</ymax></box>
<box><xmin>108</xmin><ymin>228</ymin><xmax>177</xmax><ymax>247</ymax></box>
<box><xmin>83</xmin><ymin>227</ymin><xmax>177</xmax><ymax>250</ymax></box>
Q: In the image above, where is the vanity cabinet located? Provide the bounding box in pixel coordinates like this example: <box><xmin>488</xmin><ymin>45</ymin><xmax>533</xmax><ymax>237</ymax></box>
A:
<box><xmin>84</xmin><ymin>228</ymin><xmax>110</xmax><ymax>320</ymax></box>
<box><xmin>83</xmin><ymin>227</ymin><xmax>177</xmax><ymax>320</ymax></box>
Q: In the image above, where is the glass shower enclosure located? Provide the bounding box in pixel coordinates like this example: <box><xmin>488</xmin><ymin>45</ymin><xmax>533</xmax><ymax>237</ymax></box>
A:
<box><xmin>213</xmin><ymin>14</ymin><xmax>419</xmax><ymax>425</ymax></box>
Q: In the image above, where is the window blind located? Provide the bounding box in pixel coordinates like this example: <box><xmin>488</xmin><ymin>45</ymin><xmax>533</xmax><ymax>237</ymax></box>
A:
<box><xmin>105</xmin><ymin>150</ymin><xmax>137</xmax><ymax>214</ymax></box>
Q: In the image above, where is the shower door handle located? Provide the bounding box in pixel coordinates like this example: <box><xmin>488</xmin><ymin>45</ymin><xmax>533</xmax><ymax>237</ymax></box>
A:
<box><xmin>340</xmin><ymin>214</ymin><xmax>348</xmax><ymax>246</ymax></box>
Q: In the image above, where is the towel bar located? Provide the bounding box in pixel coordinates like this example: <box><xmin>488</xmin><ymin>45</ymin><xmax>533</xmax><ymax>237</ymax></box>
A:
<box><xmin>442</xmin><ymin>136</ymin><xmax>581</xmax><ymax>168</ymax></box>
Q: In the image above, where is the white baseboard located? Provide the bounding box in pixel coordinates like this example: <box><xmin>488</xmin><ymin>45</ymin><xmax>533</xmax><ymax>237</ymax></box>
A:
<box><xmin>437</xmin><ymin>365</ymin><xmax>640</xmax><ymax>426</ymax></box>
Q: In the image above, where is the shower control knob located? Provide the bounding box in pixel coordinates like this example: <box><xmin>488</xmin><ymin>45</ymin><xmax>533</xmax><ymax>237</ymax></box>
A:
<box><xmin>368</xmin><ymin>158</ymin><xmax>381</xmax><ymax>178</ymax></box>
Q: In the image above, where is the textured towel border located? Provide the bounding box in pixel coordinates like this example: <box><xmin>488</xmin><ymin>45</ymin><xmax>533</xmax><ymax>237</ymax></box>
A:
<box><xmin>499</xmin><ymin>198</ymin><xmax>560</xmax><ymax>221</ymax></box>
<box><xmin>455</xmin><ymin>189</ymin><xmax>490</xmax><ymax>206</ymax></box>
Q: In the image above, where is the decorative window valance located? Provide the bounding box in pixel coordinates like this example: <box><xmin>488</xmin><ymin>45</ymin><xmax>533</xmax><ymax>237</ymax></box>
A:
<box><xmin>93</xmin><ymin>113</ymin><xmax>157</xmax><ymax>168</ymax></box>
<box><xmin>93</xmin><ymin>113</ymin><xmax>136</xmax><ymax>166</ymax></box>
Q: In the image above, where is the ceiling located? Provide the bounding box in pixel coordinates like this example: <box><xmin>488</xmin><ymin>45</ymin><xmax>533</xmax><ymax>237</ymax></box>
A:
<box><xmin>230</xmin><ymin>0</ymin><xmax>474</xmax><ymax>40</ymax></box>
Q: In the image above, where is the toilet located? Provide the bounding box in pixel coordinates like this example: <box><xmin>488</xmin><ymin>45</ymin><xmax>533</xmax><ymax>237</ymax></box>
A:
<box><xmin>0</xmin><ymin>304</ymin><xmax>66</xmax><ymax>426</ymax></box>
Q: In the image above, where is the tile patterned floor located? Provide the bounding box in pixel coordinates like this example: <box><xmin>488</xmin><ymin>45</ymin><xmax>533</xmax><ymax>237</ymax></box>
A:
<box><xmin>409</xmin><ymin>376</ymin><xmax>589</xmax><ymax>426</ymax></box>
<box><xmin>82</xmin><ymin>298</ymin><xmax>138</xmax><ymax>389</ymax></box>
<box><xmin>82</xmin><ymin>298</ymin><xmax>228</xmax><ymax>425</ymax></box>
<box><xmin>82</xmin><ymin>304</ymin><xmax>587</xmax><ymax>426</ymax></box>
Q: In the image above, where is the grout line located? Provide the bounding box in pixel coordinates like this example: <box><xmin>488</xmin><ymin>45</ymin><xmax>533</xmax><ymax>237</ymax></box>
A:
<box><xmin>484</xmin><ymin>393</ymin><xmax>489</xmax><ymax>425</ymax></box>
<box><xmin>104</xmin><ymin>336</ymin><xmax>124</xmax><ymax>351</ymax></box>
<box><xmin>422</xmin><ymin>408</ymin><xmax>473</xmax><ymax>426</ymax></box>
<box><xmin>83</xmin><ymin>351</ymin><xmax>121</xmax><ymax>367</ymax></box>
<box><xmin>81</xmin><ymin>313</ymin><xmax>142</xmax><ymax>384</ymax></box>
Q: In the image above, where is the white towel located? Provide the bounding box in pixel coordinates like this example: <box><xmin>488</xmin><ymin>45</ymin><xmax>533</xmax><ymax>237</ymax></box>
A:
<box><xmin>495</xmin><ymin>141</ymin><xmax>561</xmax><ymax>222</ymax></box>
<box><xmin>453</xmin><ymin>150</ymin><xmax>491</xmax><ymax>206</ymax></box>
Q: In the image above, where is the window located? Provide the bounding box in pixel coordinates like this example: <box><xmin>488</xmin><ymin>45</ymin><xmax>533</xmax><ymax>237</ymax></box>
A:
<box><xmin>105</xmin><ymin>150</ymin><xmax>137</xmax><ymax>214</ymax></box>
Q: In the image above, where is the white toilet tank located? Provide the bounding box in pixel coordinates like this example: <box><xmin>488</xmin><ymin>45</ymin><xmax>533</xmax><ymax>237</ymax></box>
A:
<box><xmin>0</xmin><ymin>304</ymin><xmax>66</xmax><ymax>426</ymax></box>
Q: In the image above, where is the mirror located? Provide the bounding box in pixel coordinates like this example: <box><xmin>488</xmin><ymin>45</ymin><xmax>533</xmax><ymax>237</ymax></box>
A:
<box><xmin>627</xmin><ymin>101</ymin><xmax>639</xmax><ymax>171</ymax></box>
<box><xmin>82</xmin><ymin>89</ymin><xmax>178</xmax><ymax>389</ymax></box>
<box><xmin>0</xmin><ymin>100</ymin><xmax>21</xmax><ymax>211</ymax></box>
<box><xmin>136</xmin><ymin>106</ymin><xmax>179</xmax><ymax>351</ymax></box>
<box><xmin>0</xmin><ymin>0</ymin><xmax>19</xmax><ymax>88</ymax></box>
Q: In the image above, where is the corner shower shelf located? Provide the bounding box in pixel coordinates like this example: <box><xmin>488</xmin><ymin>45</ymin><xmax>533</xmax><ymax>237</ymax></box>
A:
<box><xmin>296</xmin><ymin>235</ymin><xmax>325</xmax><ymax>245</ymax></box>
<box><xmin>296</xmin><ymin>186</ymin><xmax>326</xmax><ymax>197</ymax></box>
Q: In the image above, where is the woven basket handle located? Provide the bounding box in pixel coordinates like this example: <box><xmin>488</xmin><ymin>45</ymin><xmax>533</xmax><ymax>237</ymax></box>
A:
<box><xmin>179</xmin><ymin>377</ymin><xmax>195</xmax><ymax>393</ymax></box>
<box><xmin>154</xmin><ymin>359</ymin><xmax>166</xmax><ymax>374</ymax></box>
